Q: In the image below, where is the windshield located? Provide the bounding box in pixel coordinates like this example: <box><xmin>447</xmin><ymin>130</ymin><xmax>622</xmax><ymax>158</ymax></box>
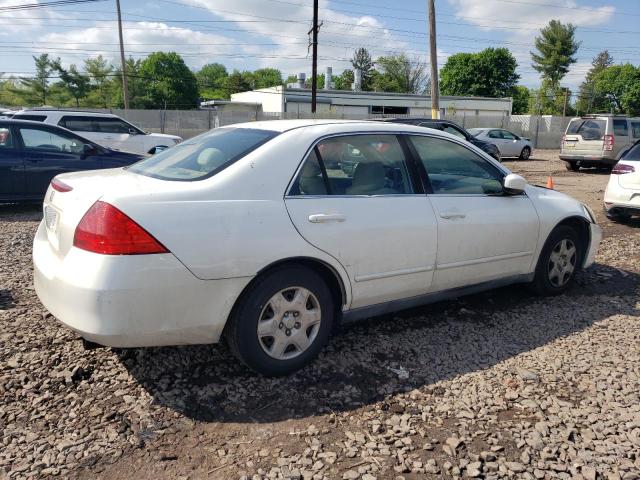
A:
<box><xmin>566</xmin><ymin>118</ymin><xmax>606</xmax><ymax>140</ymax></box>
<box><xmin>128</xmin><ymin>127</ymin><xmax>278</xmax><ymax>181</ymax></box>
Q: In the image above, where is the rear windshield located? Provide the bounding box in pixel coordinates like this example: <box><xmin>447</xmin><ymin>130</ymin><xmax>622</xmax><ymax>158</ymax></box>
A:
<box><xmin>127</xmin><ymin>127</ymin><xmax>278</xmax><ymax>181</ymax></box>
<box><xmin>623</xmin><ymin>143</ymin><xmax>640</xmax><ymax>161</ymax></box>
<box><xmin>566</xmin><ymin>119</ymin><xmax>606</xmax><ymax>140</ymax></box>
<box><xmin>13</xmin><ymin>114</ymin><xmax>47</xmax><ymax>122</ymax></box>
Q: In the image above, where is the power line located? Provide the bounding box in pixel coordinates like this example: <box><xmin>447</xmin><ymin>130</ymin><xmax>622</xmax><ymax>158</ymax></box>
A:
<box><xmin>0</xmin><ymin>0</ymin><xmax>107</xmax><ymax>12</ymax></box>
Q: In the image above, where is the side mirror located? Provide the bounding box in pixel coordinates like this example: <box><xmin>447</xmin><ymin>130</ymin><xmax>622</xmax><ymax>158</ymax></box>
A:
<box><xmin>128</xmin><ymin>128</ymin><xmax>138</xmax><ymax>135</ymax></box>
<box><xmin>503</xmin><ymin>173</ymin><xmax>527</xmax><ymax>195</ymax></box>
<box><xmin>83</xmin><ymin>144</ymin><xmax>97</xmax><ymax>157</ymax></box>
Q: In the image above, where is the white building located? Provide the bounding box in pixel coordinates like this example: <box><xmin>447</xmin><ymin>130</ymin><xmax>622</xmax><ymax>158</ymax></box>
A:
<box><xmin>231</xmin><ymin>85</ymin><xmax>513</xmax><ymax>117</ymax></box>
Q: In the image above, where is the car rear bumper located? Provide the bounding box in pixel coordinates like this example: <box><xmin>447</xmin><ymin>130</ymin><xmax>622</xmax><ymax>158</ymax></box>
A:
<box><xmin>33</xmin><ymin>221</ymin><xmax>251</xmax><ymax>347</ymax></box>
<box><xmin>604</xmin><ymin>180</ymin><xmax>640</xmax><ymax>217</ymax></box>
<box><xmin>559</xmin><ymin>154</ymin><xmax>616</xmax><ymax>165</ymax></box>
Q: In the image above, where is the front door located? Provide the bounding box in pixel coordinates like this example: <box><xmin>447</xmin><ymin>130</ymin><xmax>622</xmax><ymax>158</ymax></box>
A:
<box><xmin>407</xmin><ymin>134</ymin><xmax>539</xmax><ymax>291</ymax></box>
<box><xmin>285</xmin><ymin>134</ymin><xmax>438</xmax><ymax>308</ymax></box>
<box><xmin>17</xmin><ymin>126</ymin><xmax>96</xmax><ymax>197</ymax></box>
<box><xmin>0</xmin><ymin>126</ymin><xmax>26</xmax><ymax>199</ymax></box>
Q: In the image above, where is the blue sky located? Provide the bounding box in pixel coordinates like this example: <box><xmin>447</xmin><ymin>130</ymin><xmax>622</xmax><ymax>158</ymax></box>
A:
<box><xmin>1</xmin><ymin>0</ymin><xmax>638</xmax><ymax>92</ymax></box>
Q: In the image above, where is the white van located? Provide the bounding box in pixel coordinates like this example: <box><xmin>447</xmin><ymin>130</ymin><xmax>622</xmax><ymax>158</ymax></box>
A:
<box><xmin>560</xmin><ymin>115</ymin><xmax>640</xmax><ymax>171</ymax></box>
<box><xmin>12</xmin><ymin>110</ymin><xmax>182</xmax><ymax>155</ymax></box>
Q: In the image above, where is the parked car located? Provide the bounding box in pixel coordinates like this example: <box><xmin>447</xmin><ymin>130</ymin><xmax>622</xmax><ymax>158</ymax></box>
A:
<box><xmin>11</xmin><ymin>109</ymin><xmax>182</xmax><ymax>155</ymax></box>
<box><xmin>383</xmin><ymin>118</ymin><xmax>502</xmax><ymax>162</ymax></box>
<box><xmin>468</xmin><ymin>128</ymin><xmax>532</xmax><ymax>159</ymax></box>
<box><xmin>560</xmin><ymin>115</ymin><xmax>640</xmax><ymax>171</ymax></box>
<box><xmin>0</xmin><ymin>119</ymin><xmax>144</xmax><ymax>203</ymax></box>
<box><xmin>0</xmin><ymin>110</ymin><xmax>15</xmax><ymax>119</ymax></box>
<box><xmin>603</xmin><ymin>139</ymin><xmax>640</xmax><ymax>221</ymax></box>
<box><xmin>33</xmin><ymin>120</ymin><xmax>601</xmax><ymax>376</ymax></box>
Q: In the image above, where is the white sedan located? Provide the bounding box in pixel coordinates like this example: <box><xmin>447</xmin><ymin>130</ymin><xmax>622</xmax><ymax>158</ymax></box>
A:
<box><xmin>469</xmin><ymin>128</ymin><xmax>533</xmax><ymax>159</ymax></box>
<box><xmin>34</xmin><ymin>120</ymin><xmax>601</xmax><ymax>376</ymax></box>
<box><xmin>604</xmin><ymin>141</ymin><xmax>640</xmax><ymax>220</ymax></box>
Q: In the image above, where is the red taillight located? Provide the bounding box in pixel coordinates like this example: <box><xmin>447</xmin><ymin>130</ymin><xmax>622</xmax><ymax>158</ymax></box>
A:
<box><xmin>73</xmin><ymin>201</ymin><xmax>169</xmax><ymax>255</ymax></box>
<box><xmin>603</xmin><ymin>134</ymin><xmax>614</xmax><ymax>151</ymax></box>
<box><xmin>51</xmin><ymin>178</ymin><xmax>73</xmax><ymax>192</ymax></box>
<box><xmin>612</xmin><ymin>163</ymin><xmax>635</xmax><ymax>175</ymax></box>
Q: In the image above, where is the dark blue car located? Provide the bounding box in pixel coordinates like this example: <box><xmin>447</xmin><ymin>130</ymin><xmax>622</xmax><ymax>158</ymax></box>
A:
<box><xmin>0</xmin><ymin>119</ymin><xmax>144</xmax><ymax>203</ymax></box>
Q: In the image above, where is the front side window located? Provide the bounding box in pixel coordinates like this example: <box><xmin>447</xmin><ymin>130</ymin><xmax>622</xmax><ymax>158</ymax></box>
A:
<box><xmin>409</xmin><ymin>136</ymin><xmax>503</xmax><ymax>195</ymax></box>
<box><xmin>613</xmin><ymin>119</ymin><xmax>629</xmax><ymax>137</ymax></box>
<box><xmin>291</xmin><ymin>135</ymin><xmax>413</xmax><ymax>196</ymax></box>
<box><xmin>0</xmin><ymin>127</ymin><xmax>14</xmax><ymax>149</ymax></box>
<box><xmin>128</xmin><ymin>127</ymin><xmax>278</xmax><ymax>181</ymax></box>
<box><xmin>59</xmin><ymin>116</ymin><xmax>98</xmax><ymax>132</ymax></box>
<box><xmin>442</xmin><ymin>125</ymin><xmax>466</xmax><ymax>139</ymax></box>
<box><xmin>19</xmin><ymin>128</ymin><xmax>84</xmax><ymax>154</ymax></box>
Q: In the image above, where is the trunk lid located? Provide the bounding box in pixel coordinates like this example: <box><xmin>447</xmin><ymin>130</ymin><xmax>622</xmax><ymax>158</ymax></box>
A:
<box><xmin>563</xmin><ymin>118</ymin><xmax>607</xmax><ymax>156</ymax></box>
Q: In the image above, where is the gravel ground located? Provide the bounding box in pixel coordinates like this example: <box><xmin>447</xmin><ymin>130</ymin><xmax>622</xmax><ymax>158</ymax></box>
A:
<box><xmin>1</xmin><ymin>150</ymin><xmax>639</xmax><ymax>480</ymax></box>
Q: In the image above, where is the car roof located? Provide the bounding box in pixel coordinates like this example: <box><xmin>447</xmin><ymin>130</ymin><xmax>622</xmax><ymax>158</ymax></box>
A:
<box><xmin>227</xmin><ymin>119</ymin><xmax>448</xmax><ymax>134</ymax></box>
<box><xmin>15</xmin><ymin>109</ymin><xmax>118</xmax><ymax>118</ymax></box>
<box><xmin>0</xmin><ymin>118</ymin><xmax>59</xmax><ymax>126</ymax></box>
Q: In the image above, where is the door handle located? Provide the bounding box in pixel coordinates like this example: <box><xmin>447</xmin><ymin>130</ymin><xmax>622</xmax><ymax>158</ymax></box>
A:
<box><xmin>440</xmin><ymin>212</ymin><xmax>466</xmax><ymax>220</ymax></box>
<box><xmin>308</xmin><ymin>213</ymin><xmax>346</xmax><ymax>223</ymax></box>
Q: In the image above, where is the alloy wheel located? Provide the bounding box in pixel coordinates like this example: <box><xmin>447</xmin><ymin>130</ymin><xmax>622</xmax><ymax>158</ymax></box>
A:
<box><xmin>257</xmin><ymin>287</ymin><xmax>322</xmax><ymax>360</ymax></box>
<box><xmin>548</xmin><ymin>239</ymin><xmax>577</xmax><ymax>287</ymax></box>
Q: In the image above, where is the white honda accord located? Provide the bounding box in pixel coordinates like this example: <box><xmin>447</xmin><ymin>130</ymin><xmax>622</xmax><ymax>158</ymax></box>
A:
<box><xmin>34</xmin><ymin>120</ymin><xmax>602</xmax><ymax>376</ymax></box>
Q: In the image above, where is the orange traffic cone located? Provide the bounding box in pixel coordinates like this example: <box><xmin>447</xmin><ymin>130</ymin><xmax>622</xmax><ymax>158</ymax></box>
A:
<box><xmin>546</xmin><ymin>176</ymin><xmax>555</xmax><ymax>189</ymax></box>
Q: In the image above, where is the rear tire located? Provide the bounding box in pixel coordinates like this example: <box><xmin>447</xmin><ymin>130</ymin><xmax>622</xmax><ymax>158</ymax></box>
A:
<box><xmin>605</xmin><ymin>209</ymin><xmax>631</xmax><ymax>223</ymax></box>
<box><xmin>225</xmin><ymin>265</ymin><xmax>335</xmax><ymax>376</ymax></box>
<box><xmin>519</xmin><ymin>146</ymin><xmax>531</xmax><ymax>160</ymax></box>
<box><xmin>565</xmin><ymin>161</ymin><xmax>580</xmax><ymax>172</ymax></box>
<box><xmin>531</xmin><ymin>226</ymin><xmax>582</xmax><ymax>296</ymax></box>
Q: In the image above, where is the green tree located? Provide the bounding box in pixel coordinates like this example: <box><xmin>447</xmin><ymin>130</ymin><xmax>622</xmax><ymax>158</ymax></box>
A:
<box><xmin>529</xmin><ymin>79</ymin><xmax>574</xmax><ymax>115</ymax></box>
<box><xmin>333</xmin><ymin>70</ymin><xmax>354</xmax><ymax>91</ymax></box>
<box><xmin>593</xmin><ymin>64</ymin><xmax>640</xmax><ymax>115</ymax></box>
<box><xmin>54</xmin><ymin>63</ymin><xmax>91</xmax><ymax>107</ymax></box>
<box><xmin>350</xmin><ymin>48</ymin><xmax>374</xmax><ymax>91</ymax></box>
<box><xmin>138</xmin><ymin>52</ymin><xmax>199</xmax><ymax>108</ymax></box>
<box><xmin>373</xmin><ymin>55</ymin><xmax>428</xmax><ymax>94</ymax></box>
<box><xmin>510</xmin><ymin>85</ymin><xmax>531</xmax><ymax>114</ymax></box>
<box><xmin>112</xmin><ymin>57</ymin><xmax>147</xmax><ymax>108</ymax></box>
<box><xmin>18</xmin><ymin>54</ymin><xmax>57</xmax><ymax>105</ymax></box>
<box><xmin>196</xmin><ymin>63</ymin><xmax>228</xmax><ymax>99</ymax></box>
<box><xmin>223</xmin><ymin>70</ymin><xmax>252</xmax><ymax>97</ymax></box>
<box><xmin>0</xmin><ymin>79</ymin><xmax>23</xmax><ymax>106</ymax></box>
<box><xmin>575</xmin><ymin>51</ymin><xmax>614</xmax><ymax>114</ymax></box>
<box><xmin>84</xmin><ymin>55</ymin><xmax>113</xmax><ymax>108</ymax></box>
<box><xmin>531</xmin><ymin>20</ymin><xmax>580</xmax><ymax>86</ymax></box>
<box><xmin>440</xmin><ymin>48</ymin><xmax>519</xmax><ymax>98</ymax></box>
<box><xmin>251</xmin><ymin>68</ymin><xmax>282</xmax><ymax>89</ymax></box>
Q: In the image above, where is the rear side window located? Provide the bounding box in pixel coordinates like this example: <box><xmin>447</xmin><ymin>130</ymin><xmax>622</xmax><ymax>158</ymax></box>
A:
<box><xmin>566</xmin><ymin>119</ymin><xmax>606</xmax><ymax>140</ymax></box>
<box><xmin>60</xmin><ymin>116</ymin><xmax>97</xmax><ymax>132</ymax></box>
<box><xmin>613</xmin><ymin>119</ymin><xmax>629</xmax><ymax>137</ymax></box>
<box><xmin>95</xmin><ymin>118</ymin><xmax>133</xmax><ymax>134</ymax></box>
<box><xmin>128</xmin><ymin>128</ymin><xmax>278</xmax><ymax>181</ymax></box>
<box><xmin>291</xmin><ymin>135</ymin><xmax>413</xmax><ymax>196</ymax></box>
<box><xmin>13</xmin><ymin>114</ymin><xmax>46</xmax><ymax>122</ymax></box>
<box><xmin>0</xmin><ymin>127</ymin><xmax>14</xmax><ymax>148</ymax></box>
<box><xmin>624</xmin><ymin>143</ymin><xmax>640</xmax><ymax>160</ymax></box>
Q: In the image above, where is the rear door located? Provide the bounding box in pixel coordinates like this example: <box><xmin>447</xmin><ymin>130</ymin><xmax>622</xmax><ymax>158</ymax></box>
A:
<box><xmin>17</xmin><ymin>125</ymin><xmax>100</xmax><ymax>197</ymax></box>
<box><xmin>563</xmin><ymin>118</ymin><xmax>606</xmax><ymax>156</ymax></box>
<box><xmin>0</xmin><ymin>125</ymin><xmax>26</xmax><ymax>199</ymax></box>
<box><xmin>285</xmin><ymin>133</ymin><xmax>438</xmax><ymax>308</ymax></box>
<box><xmin>487</xmin><ymin>129</ymin><xmax>509</xmax><ymax>156</ymax></box>
<box><xmin>407</xmin><ymin>134</ymin><xmax>539</xmax><ymax>291</ymax></box>
<box><xmin>95</xmin><ymin>117</ymin><xmax>141</xmax><ymax>153</ymax></box>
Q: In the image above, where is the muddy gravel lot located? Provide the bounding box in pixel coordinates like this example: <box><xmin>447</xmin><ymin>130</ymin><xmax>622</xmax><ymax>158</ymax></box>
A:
<box><xmin>1</xmin><ymin>150</ymin><xmax>639</xmax><ymax>480</ymax></box>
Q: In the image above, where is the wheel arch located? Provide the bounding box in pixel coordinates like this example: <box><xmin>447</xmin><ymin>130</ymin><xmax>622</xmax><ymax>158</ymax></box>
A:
<box><xmin>552</xmin><ymin>215</ymin><xmax>591</xmax><ymax>268</ymax></box>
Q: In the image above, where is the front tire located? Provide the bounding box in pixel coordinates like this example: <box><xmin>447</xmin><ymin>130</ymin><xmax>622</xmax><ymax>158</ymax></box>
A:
<box><xmin>531</xmin><ymin>226</ymin><xmax>582</xmax><ymax>296</ymax></box>
<box><xmin>519</xmin><ymin>146</ymin><xmax>531</xmax><ymax>160</ymax></box>
<box><xmin>225</xmin><ymin>266</ymin><xmax>335</xmax><ymax>376</ymax></box>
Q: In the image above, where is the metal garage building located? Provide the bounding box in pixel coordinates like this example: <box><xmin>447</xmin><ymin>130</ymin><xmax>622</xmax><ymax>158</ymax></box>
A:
<box><xmin>230</xmin><ymin>85</ymin><xmax>513</xmax><ymax>117</ymax></box>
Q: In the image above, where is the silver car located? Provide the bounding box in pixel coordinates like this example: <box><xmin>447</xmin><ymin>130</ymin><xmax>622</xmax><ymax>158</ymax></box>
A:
<box><xmin>469</xmin><ymin>128</ymin><xmax>532</xmax><ymax>159</ymax></box>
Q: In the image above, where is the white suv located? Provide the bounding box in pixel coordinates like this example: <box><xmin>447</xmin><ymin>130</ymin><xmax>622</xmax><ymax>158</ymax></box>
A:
<box><xmin>12</xmin><ymin>110</ymin><xmax>182</xmax><ymax>155</ymax></box>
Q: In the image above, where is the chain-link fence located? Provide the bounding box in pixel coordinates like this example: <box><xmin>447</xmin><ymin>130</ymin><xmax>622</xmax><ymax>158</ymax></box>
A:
<box><xmin>106</xmin><ymin>108</ymin><xmax>571</xmax><ymax>149</ymax></box>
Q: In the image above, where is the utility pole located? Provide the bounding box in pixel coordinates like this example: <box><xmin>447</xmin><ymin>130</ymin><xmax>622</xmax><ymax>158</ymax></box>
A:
<box><xmin>562</xmin><ymin>88</ymin><xmax>569</xmax><ymax>117</ymax></box>
<box><xmin>310</xmin><ymin>0</ymin><xmax>319</xmax><ymax>113</ymax></box>
<box><xmin>428</xmin><ymin>0</ymin><xmax>439</xmax><ymax>119</ymax></box>
<box><xmin>116</xmin><ymin>0</ymin><xmax>129</xmax><ymax>109</ymax></box>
